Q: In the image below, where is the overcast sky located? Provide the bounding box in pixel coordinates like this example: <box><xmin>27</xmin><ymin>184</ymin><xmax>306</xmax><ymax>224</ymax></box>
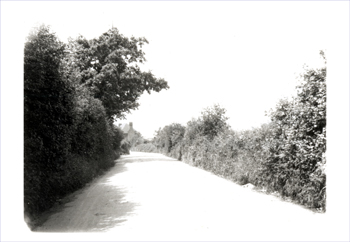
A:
<box><xmin>10</xmin><ymin>1</ymin><xmax>344</xmax><ymax>138</ymax></box>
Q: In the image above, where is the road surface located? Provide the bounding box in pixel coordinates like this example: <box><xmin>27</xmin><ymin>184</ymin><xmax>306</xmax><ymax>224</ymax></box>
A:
<box><xmin>33</xmin><ymin>152</ymin><xmax>330</xmax><ymax>240</ymax></box>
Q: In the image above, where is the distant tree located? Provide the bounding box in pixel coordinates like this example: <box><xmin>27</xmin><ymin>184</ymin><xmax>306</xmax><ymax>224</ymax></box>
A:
<box><xmin>130</xmin><ymin>130</ymin><xmax>144</xmax><ymax>148</ymax></box>
<box><xmin>169</xmin><ymin>123</ymin><xmax>186</xmax><ymax>146</ymax></box>
<box><xmin>200</xmin><ymin>104</ymin><xmax>229</xmax><ymax>140</ymax></box>
<box><xmin>64</xmin><ymin>28</ymin><xmax>169</xmax><ymax>120</ymax></box>
<box><xmin>153</xmin><ymin>123</ymin><xmax>185</xmax><ymax>153</ymax></box>
<box><xmin>183</xmin><ymin>118</ymin><xmax>202</xmax><ymax>146</ymax></box>
<box><xmin>154</xmin><ymin>125</ymin><xmax>172</xmax><ymax>153</ymax></box>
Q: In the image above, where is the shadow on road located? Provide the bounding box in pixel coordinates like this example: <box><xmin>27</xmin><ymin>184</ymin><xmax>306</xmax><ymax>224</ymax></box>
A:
<box><xmin>34</xmin><ymin>152</ymin><xmax>181</xmax><ymax>232</ymax></box>
<box><xmin>34</xmin><ymin>157</ymin><xmax>140</xmax><ymax>232</ymax></box>
<box><xmin>89</xmin><ymin>161</ymin><xmax>140</xmax><ymax>232</ymax></box>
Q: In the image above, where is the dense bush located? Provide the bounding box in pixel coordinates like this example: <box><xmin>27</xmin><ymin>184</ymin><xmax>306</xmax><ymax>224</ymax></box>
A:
<box><xmin>199</xmin><ymin>104</ymin><xmax>230</xmax><ymax>140</ymax></box>
<box><xmin>24</xmin><ymin>26</ymin><xmax>77</xmax><ymax>217</ymax></box>
<box><xmin>153</xmin><ymin>123</ymin><xmax>185</xmax><ymax>158</ymax></box>
<box><xmin>70</xmin><ymin>85</ymin><xmax>117</xmax><ymax>163</ymax></box>
<box><xmin>258</xmin><ymin>63</ymin><xmax>327</xmax><ymax>209</ymax></box>
<box><xmin>139</xmin><ymin>57</ymin><xmax>326</xmax><ymax>211</ymax></box>
<box><xmin>24</xmin><ymin>25</ymin><xmax>167</xmax><ymax>224</ymax></box>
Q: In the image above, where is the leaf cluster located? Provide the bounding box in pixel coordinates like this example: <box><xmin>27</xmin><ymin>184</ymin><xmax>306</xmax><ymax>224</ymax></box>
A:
<box><xmin>64</xmin><ymin>28</ymin><xmax>169</xmax><ymax>120</ymax></box>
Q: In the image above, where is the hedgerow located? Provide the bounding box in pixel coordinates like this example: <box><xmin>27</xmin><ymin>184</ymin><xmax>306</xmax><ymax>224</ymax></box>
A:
<box><xmin>24</xmin><ymin>25</ymin><xmax>168</xmax><ymax>226</ymax></box>
<box><xmin>134</xmin><ymin>54</ymin><xmax>326</xmax><ymax>211</ymax></box>
<box><xmin>258</xmin><ymin>63</ymin><xmax>327</xmax><ymax>209</ymax></box>
<box><xmin>24</xmin><ymin>26</ymin><xmax>123</xmax><ymax>222</ymax></box>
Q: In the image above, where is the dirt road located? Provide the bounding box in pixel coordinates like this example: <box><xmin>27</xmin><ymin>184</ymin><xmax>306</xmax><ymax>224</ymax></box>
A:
<box><xmin>32</xmin><ymin>152</ymin><xmax>331</xmax><ymax>240</ymax></box>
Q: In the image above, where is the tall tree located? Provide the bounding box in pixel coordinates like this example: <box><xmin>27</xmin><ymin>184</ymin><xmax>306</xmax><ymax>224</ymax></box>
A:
<box><xmin>64</xmin><ymin>28</ymin><xmax>169</xmax><ymax>120</ymax></box>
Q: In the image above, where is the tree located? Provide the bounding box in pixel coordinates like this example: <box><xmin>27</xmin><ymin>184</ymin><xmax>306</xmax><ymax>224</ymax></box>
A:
<box><xmin>129</xmin><ymin>130</ymin><xmax>144</xmax><ymax>148</ymax></box>
<box><xmin>169</xmin><ymin>123</ymin><xmax>186</xmax><ymax>146</ymax></box>
<box><xmin>200</xmin><ymin>104</ymin><xmax>229</xmax><ymax>140</ymax></box>
<box><xmin>64</xmin><ymin>28</ymin><xmax>169</xmax><ymax>120</ymax></box>
<box><xmin>24</xmin><ymin>24</ymin><xmax>167</xmax><ymax>222</ymax></box>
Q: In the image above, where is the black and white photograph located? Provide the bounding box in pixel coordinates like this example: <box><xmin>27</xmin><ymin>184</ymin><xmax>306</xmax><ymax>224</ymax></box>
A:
<box><xmin>0</xmin><ymin>1</ymin><xmax>349</xmax><ymax>241</ymax></box>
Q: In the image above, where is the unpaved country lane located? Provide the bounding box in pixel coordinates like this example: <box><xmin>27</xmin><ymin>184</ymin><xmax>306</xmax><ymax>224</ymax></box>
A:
<box><xmin>35</xmin><ymin>152</ymin><xmax>329</xmax><ymax>240</ymax></box>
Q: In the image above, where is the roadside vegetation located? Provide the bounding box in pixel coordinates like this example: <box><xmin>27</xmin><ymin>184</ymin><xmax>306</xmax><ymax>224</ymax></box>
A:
<box><xmin>24</xmin><ymin>25</ymin><xmax>168</xmax><ymax>226</ymax></box>
<box><xmin>134</xmin><ymin>53</ymin><xmax>327</xmax><ymax>211</ymax></box>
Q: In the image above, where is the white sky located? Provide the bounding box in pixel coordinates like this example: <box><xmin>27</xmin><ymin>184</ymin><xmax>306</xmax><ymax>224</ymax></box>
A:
<box><xmin>1</xmin><ymin>1</ymin><xmax>350</xmax><ymax>240</ymax></box>
<box><xmin>14</xmin><ymin>1</ymin><xmax>333</xmax><ymax>138</ymax></box>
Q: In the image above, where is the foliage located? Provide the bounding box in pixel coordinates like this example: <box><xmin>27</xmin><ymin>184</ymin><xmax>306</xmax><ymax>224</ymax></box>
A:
<box><xmin>24</xmin><ymin>25</ymin><xmax>75</xmax><ymax>169</ymax></box>
<box><xmin>153</xmin><ymin>123</ymin><xmax>186</xmax><ymax>159</ymax></box>
<box><xmin>111</xmin><ymin>124</ymin><xmax>126</xmax><ymax>152</ymax></box>
<box><xmin>143</xmin><ymin>58</ymin><xmax>326</xmax><ymax>211</ymax></box>
<box><xmin>120</xmin><ymin>140</ymin><xmax>131</xmax><ymax>155</ymax></box>
<box><xmin>182</xmin><ymin>104</ymin><xmax>229</xmax><ymax>145</ymax></box>
<box><xmin>132</xmin><ymin>143</ymin><xmax>158</xmax><ymax>153</ymax></box>
<box><xmin>129</xmin><ymin>130</ymin><xmax>144</xmax><ymax>148</ymax></box>
<box><xmin>64</xmin><ymin>28</ymin><xmax>169</xmax><ymax>120</ymax></box>
<box><xmin>24</xmin><ymin>25</ymin><xmax>77</xmax><ymax>217</ymax></box>
<box><xmin>199</xmin><ymin>104</ymin><xmax>230</xmax><ymax>140</ymax></box>
<box><xmin>258</xmin><ymin>62</ymin><xmax>327</xmax><ymax>208</ymax></box>
<box><xmin>24</xmin><ymin>25</ymin><xmax>165</xmax><ymax>224</ymax></box>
